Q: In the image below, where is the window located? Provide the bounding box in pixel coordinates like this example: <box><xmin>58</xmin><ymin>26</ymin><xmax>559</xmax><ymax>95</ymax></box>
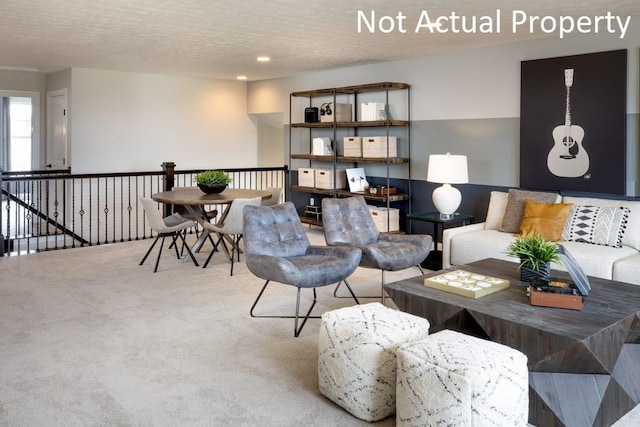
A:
<box><xmin>0</xmin><ymin>92</ymin><xmax>39</xmax><ymax>172</ymax></box>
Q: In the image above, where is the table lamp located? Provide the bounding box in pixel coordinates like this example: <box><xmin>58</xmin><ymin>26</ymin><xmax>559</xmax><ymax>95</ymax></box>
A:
<box><xmin>427</xmin><ymin>153</ymin><xmax>468</xmax><ymax>219</ymax></box>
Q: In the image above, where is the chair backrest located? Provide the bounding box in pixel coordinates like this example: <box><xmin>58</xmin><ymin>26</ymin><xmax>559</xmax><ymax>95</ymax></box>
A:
<box><xmin>261</xmin><ymin>187</ymin><xmax>283</xmax><ymax>206</ymax></box>
<box><xmin>139</xmin><ymin>197</ymin><xmax>168</xmax><ymax>232</ymax></box>
<box><xmin>243</xmin><ymin>202</ymin><xmax>310</xmax><ymax>257</ymax></box>
<box><xmin>218</xmin><ymin>197</ymin><xmax>262</xmax><ymax>235</ymax></box>
<box><xmin>322</xmin><ymin>196</ymin><xmax>380</xmax><ymax>245</ymax></box>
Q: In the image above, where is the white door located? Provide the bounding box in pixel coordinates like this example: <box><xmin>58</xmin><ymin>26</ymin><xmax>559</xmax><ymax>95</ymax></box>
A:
<box><xmin>46</xmin><ymin>89</ymin><xmax>68</xmax><ymax>169</ymax></box>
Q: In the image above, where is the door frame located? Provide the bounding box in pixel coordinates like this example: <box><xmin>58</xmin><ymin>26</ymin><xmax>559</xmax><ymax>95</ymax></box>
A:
<box><xmin>46</xmin><ymin>88</ymin><xmax>68</xmax><ymax>170</ymax></box>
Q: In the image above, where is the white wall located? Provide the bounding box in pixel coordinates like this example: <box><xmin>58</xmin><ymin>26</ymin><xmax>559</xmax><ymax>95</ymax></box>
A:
<box><xmin>247</xmin><ymin>26</ymin><xmax>640</xmax><ymax>191</ymax></box>
<box><xmin>70</xmin><ymin>68</ymin><xmax>257</xmax><ymax>173</ymax></box>
<box><xmin>249</xmin><ymin>27</ymin><xmax>640</xmax><ymax>120</ymax></box>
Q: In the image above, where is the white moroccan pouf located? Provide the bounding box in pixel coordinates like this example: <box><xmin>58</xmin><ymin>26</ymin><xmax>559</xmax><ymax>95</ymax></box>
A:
<box><xmin>396</xmin><ymin>329</ymin><xmax>529</xmax><ymax>427</ymax></box>
<box><xmin>318</xmin><ymin>303</ymin><xmax>430</xmax><ymax>422</ymax></box>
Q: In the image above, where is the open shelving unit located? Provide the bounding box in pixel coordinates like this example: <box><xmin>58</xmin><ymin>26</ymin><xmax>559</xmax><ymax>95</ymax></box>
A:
<box><xmin>288</xmin><ymin>82</ymin><xmax>411</xmax><ymax>229</ymax></box>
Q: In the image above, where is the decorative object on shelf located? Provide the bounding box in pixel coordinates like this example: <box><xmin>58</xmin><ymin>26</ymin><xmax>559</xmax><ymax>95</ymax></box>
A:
<box><xmin>427</xmin><ymin>153</ymin><xmax>468</xmax><ymax>219</ymax></box>
<box><xmin>312</xmin><ymin>137</ymin><xmax>333</xmax><ymax>155</ymax></box>
<box><xmin>346</xmin><ymin>168</ymin><xmax>369</xmax><ymax>192</ymax></box>
<box><xmin>320</xmin><ymin>102</ymin><xmax>352</xmax><ymax>123</ymax></box>
<box><xmin>194</xmin><ymin>170</ymin><xmax>231</xmax><ymax>194</ymax></box>
<box><xmin>305</xmin><ymin>205</ymin><xmax>322</xmax><ymax>221</ymax></box>
<box><xmin>304</xmin><ymin>107</ymin><xmax>319</xmax><ymax>123</ymax></box>
<box><xmin>360</xmin><ymin>102</ymin><xmax>387</xmax><ymax>121</ymax></box>
<box><xmin>368</xmin><ymin>186</ymin><xmax>396</xmax><ymax>196</ymax></box>
<box><xmin>505</xmin><ymin>236</ymin><xmax>561</xmax><ymax>283</ymax></box>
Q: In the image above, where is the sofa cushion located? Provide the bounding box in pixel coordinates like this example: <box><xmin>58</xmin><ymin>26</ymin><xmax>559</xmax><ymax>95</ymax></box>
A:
<box><xmin>518</xmin><ymin>200</ymin><xmax>573</xmax><ymax>241</ymax></box>
<box><xmin>484</xmin><ymin>191</ymin><xmax>509</xmax><ymax>230</ymax></box>
<box><xmin>450</xmin><ymin>230</ymin><xmax>520</xmax><ymax>267</ymax></box>
<box><xmin>562</xmin><ymin>205</ymin><xmax>630</xmax><ymax>248</ymax></box>
<box><xmin>562</xmin><ymin>197</ymin><xmax>640</xmax><ymax>250</ymax></box>
<box><xmin>500</xmin><ymin>189</ymin><xmax>560</xmax><ymax>233</ymax></box>
<box><xmin>449</xmin><ymin>229</ymin><xmax>638</xmax><ymax>281</ymax></box>
<box><xmin>613</xmin><ymin>254</ymin><xmax>640</xmax><ymax>286</ymax></box>
<box><xmin>559</xmin><ymin>241</ymin><xmax>638</xmax><ymax>280</ymax></box>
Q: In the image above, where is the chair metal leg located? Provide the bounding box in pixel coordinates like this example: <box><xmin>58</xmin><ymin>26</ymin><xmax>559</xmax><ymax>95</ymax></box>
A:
<box><xmin>139</xmin><ymin>235</ymin><xmax>161</xmax><ymax>266</ymax></box>
<box><xmin>177</xmin><ymin>230</ymin><xmax>199</xmax><ymax>267</ymax></box>
<box><xmin>417</xmin><ymin>264</ymin><xmax>425</xmax><ymax>275</ymax></box>
<box><xmin>381</xmin><ymin>270</ymin><xmax>386</xmax><ymax>305</ymax></box>
<box><xmin>293</xmin><ymin>287</ymin><xmax>317</xmax><ymax>337</ymax></box>
<box><xmin>171</xmin><ymin>234</ymin><xmax>181</xmax><ymax>259</ymax></box>
<box><xmin>250</xmin><ymin>280</ymin><xmax>322</xmax><ymax>337</ymax></box>
<box><xmin>342</xmin><ymin>280</ymin><xmax>360</xmax><ymax>305</ymax></box>
<box><xmin>153</xmin><ymin>236</ymin><xmax>167</xmax><ymax>273</ymax></box>
<box><xmin>202</xmin><ymin>235</ymin><xmax>222</xmax><ymax>268</ymax></box>
<box><xmin>333</xmin><ymin>275</ymin><xmax>384</xmax><ymax>300</ymax></box>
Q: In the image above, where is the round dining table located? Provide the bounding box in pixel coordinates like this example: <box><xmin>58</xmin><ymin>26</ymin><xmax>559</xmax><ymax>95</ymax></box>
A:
<box><xmin>152</xmin><ymin>186</ymin><xmax>271</xmax><ymax>253</ymax></box>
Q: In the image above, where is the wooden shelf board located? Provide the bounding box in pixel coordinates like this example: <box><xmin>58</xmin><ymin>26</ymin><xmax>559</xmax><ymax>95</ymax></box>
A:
<box><xmin>291</xmin><ymin>120</ymin><xmax>408</xmax><ymax>128</ymax></box>
<box><xmin>291</xmin><ymin>154</ymin><xmax>408</xmax><ymax>164</ymax></box>
<box><xmin>291</xmin><ymin>82</ymin><xmax>410</xmax><ymax>98</ymax></box>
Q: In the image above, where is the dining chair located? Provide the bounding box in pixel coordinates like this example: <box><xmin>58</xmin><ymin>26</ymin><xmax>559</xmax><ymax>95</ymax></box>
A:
<box><xmin>201</xmin><ymin>197</ymin><xmax>262</xmax><ymax>275</ymax></box>
<box><xmin>139</xmin><ymin>197</ymin><xmax>199</xmax><ymax>272</ymax></box>
<box><xmin>322</xmin><ymin>196</ymin><xmax>432</xmax><ymax>304</ymax></box>
<box><xmin>260</xmin><ymin>187</ymin><xmax>283</xmax><ymax>206</ymax></box>
<box><xmin>243</xmin><ymin>202</ymin><xmax>362</xmax><ymax>337</ymax></box>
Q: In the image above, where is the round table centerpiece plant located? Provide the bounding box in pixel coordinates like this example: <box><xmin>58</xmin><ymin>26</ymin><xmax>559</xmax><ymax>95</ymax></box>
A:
<box><xmin>505</xmin><ymin>236</ymin><xmax>562</xmax><ymax>283</ymax></box>
<box><xmin>195</xmin><ymin>170</ymin><xmax>232</xmax><ymax>194</ymax></box>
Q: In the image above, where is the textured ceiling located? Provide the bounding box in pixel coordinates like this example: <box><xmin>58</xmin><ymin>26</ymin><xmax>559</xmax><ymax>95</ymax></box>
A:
<box><xmin>0</xmin><ymin>0</ymin><xmax>638</xmax><ymax>81</ymax></box>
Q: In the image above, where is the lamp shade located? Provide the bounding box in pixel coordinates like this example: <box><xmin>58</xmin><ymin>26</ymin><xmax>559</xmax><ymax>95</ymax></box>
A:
<box><xmin>427</xmin><ymin>153</ymin><xmax>468</xmax><ymax>184</ymax></box>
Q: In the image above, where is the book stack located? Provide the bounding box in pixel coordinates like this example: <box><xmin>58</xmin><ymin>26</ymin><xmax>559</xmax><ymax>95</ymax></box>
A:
<box><xmin>360</xmin><ymin>102</ymin><xmax>387</xmax><ymax>121</ymax></box>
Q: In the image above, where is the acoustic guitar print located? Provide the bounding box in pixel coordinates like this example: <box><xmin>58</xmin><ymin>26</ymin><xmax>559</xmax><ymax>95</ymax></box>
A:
<box><xmin>547</xmin><ymin>69</ymin><xmax>589</xmax><ymax>178</ymax></box>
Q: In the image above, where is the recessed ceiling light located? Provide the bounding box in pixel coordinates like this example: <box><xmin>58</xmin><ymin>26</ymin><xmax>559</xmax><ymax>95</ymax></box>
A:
<box><xmin>257</xmin><ymin>56</ymin><xmax>270</xmax><ymax>62</ymax></box>
<box><xmin>236</xmin><ymin>75</ymin><xmax>247</xmax><ymax>80</ymax></box>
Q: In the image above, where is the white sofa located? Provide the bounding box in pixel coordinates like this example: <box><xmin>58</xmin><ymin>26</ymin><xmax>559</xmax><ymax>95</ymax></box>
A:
<box><xmin>442</xmin><ymin>191</ymin><xmax>640</xmax><ymax>286</ymax></box>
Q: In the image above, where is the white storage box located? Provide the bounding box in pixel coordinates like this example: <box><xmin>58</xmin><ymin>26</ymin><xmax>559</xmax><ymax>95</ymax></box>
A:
<box><xmin>315</xmin><ymin>168</ymin><xmax>347</xmax><ymax>189</ymax></box>
<box><xmin>298</xmin><ymin>168</ymin><xmax>315</xmax><ymax>187</ymax></box>
<box><xmin>368</xmin><ymin>205</ymin><xmax>400</xmax><ymax>232</ymax></box>
<box><xmin>362</xmin><ymin>136</ymin><xmax>397</xmax><ymax>158</ymax></box>
<box><xmin>360</xmin><ymin>102</ymin><xmax>387</xmax><ymax>121</ymax></box>
<box><xmin>343</xmin><ymin>137</ymin><xmax>362</xmax><ymax>157</ymax></box>
<box><xmin>320</xmin><ymin>103</ymin><xmax>353</xmax><ymax>123</ymax></box>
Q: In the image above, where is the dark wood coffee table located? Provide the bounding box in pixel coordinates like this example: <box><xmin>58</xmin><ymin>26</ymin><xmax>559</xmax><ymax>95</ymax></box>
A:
<box><xmin>384</xmin><ymin>258</ymin><xmax>640</xmax><ymax>427</ymax></box>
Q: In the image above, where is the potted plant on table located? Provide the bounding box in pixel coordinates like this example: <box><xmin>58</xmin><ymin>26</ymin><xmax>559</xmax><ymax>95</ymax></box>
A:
<box><xmin>505</xmin><ymin>236</ymin><xmax>562</xmax><ymax>283</ymax></box>
<box><xmin>195</xmin><ymin>170</ymin><xmax>232</xmax><ymax>194</ymax></box>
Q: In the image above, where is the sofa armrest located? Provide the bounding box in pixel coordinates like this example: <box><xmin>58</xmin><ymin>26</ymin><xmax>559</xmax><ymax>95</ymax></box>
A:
<box><xmin>442</xmin><ymin>222</ymin><xmax>486</xmax><ymax>269</ymax></box>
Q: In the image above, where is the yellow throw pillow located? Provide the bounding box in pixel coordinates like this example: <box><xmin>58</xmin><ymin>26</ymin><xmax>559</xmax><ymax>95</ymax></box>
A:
<box><xmin>517</xmin><ymin>199</ymin><xmax>573</xmax><ymax>241</ymax></box>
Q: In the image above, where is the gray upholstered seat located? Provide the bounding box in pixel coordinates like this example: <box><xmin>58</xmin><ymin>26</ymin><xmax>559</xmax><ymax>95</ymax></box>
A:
<box><xmin>243</xmin><ymin>202</ymin><xmax>362</xmax><ymax>337</ymax></box>
<box><xmin>139</xmin><ymin>197</ymin><xmax>199</xmax><ymax>272</ymax></box>
<box><xmin>322</xmin><ymin>196</ymin><xmax>432</xmax><ymax>303</ymax></box>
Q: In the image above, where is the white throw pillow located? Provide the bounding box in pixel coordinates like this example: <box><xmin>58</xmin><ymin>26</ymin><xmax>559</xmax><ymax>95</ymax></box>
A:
<box><xmin>484</xmin><ymin>191</ymin><xmax>509</xmax><ymax>230</ymax></box>
<box><xmin>562</xmin><ymin>197</ymin><xmax>640</xmax><ymax>250</ymax></box>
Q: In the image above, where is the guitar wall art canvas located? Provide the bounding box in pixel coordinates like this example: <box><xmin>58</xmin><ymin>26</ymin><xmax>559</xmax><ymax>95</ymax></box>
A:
<box><xmin>520</xmin><ymin>50</ymin><xmax>627</xmax><ymax>194</ymax></box>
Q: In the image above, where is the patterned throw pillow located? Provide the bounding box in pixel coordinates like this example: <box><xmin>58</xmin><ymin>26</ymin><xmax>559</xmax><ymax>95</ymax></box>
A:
<box><xmin>562</xmin><ymin>205</ymin><xmax>630</xmax><ymax>248</ymax></box>
<box><xmin>500</xmin><ymin>189</ymin><xmax>560</xmax><ymax>233</ymax></box>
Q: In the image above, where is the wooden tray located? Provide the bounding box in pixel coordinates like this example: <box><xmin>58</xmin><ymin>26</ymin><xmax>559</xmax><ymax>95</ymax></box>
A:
<box><xmin>424</xmin><ymin>270</ymin><xmax>510</xmax><ymax>299</ymax></box>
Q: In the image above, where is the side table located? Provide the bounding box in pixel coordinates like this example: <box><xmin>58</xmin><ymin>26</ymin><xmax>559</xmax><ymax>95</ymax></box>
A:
<box><xmin>408</xmin><ymin>211</ymin><xmax>474</xmax><ymax>270</ymax></box>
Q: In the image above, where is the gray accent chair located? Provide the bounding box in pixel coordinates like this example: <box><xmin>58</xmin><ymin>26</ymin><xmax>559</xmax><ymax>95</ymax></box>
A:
<box><xmin>322</xmin><ymin>196</ymin><xmax>432</xmax><ymax>303</ymax></box>
<box><xmin>243</xmin><ymin>202</ymin><xmax>362</xmax><ymax>337</ymax></box>
<box><xmin>139</xmin><ymin>197</ymin><xmax>199</xmax><ymax>272</ymax></box>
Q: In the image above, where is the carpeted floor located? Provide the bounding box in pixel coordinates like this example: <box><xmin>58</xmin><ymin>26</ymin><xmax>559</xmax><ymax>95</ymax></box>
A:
<box><xmin>1</xmin><ymin>229</ymin><xmax>638</xmax><ymax>426</ymax></box>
